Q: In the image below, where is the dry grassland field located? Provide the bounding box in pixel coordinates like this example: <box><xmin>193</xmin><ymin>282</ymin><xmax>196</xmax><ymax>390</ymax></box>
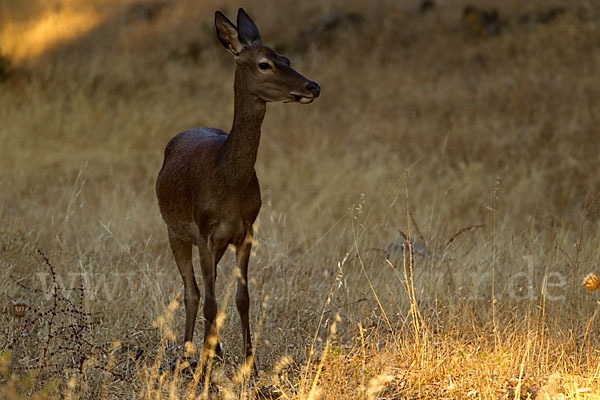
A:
<box><xmin>1</xmin><ymin>0</ymin><xmax>600</xmax><ymax>398</ymax></box>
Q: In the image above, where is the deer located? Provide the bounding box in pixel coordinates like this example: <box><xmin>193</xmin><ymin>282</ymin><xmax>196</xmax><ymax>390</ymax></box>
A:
<box><xmin>155</xmin><ymin>8</ymin><xmax>320</xmax><ymax>371</ymax></box>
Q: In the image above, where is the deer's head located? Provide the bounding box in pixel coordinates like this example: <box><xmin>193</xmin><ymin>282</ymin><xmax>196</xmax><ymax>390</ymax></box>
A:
<box><xmin>215</xmin><ymin>8</ymin><xmax>320</xmax><ymax>104</ymax></box>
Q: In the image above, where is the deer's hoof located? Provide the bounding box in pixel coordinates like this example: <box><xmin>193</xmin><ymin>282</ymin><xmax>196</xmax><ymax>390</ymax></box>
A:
<box><xmin>167</xmin><ymin>355</ymin><xmax>199</xmax><ymax>373</ymax></box>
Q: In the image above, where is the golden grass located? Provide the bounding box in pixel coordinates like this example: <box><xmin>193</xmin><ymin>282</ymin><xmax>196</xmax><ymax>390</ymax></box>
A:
<box><xmin>0</xmin><ymin>5</ymin><xmax>101</xmax><ymax>63</ymax></box>
<box><xmin>1</xmin><ymin>0</ymin><xmax>600</xmax><ymax>398</ymax></box>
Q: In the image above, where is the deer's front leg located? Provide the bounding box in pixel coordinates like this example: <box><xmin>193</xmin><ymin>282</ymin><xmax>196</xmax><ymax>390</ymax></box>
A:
<box><xmin>235</xmin><ymin>230</ymin><xmax>255</xmax><ymax>371</ymax></box>
<box><xmin>198</xmin><ymin>236</ymin><xmax>225</xmax><ymax>361</ymax></box>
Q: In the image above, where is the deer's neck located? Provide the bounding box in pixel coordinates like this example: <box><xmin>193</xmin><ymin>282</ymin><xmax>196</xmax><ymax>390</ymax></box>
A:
<box><xmin>219</xmin><ymin>67</ymin><xmax>266</xmax><ymax>188</ymax></box>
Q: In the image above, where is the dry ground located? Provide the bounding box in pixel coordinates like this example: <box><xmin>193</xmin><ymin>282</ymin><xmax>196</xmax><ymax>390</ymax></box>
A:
<box><xmin>1</xmin><ymin>0</ymin><xmax>600</xmax><ymax>398</ymax></box>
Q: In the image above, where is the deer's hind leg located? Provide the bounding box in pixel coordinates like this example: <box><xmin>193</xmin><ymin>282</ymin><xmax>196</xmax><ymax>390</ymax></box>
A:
<box><xmin>168</xmin><ymin>231</ymin><xmax>198</xmax><ymax>345</ymax></box>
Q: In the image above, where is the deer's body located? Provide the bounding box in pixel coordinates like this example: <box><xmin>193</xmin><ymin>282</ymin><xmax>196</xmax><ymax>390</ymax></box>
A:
<box><xmin>155</xmin><ymin>8</ymin><xmax>319</xmax><ymax>369</ymax></box>
<box><xmin>158</xmin><ymin>127</ymin><xmax>261</xmax><ymax>246</ymax></box>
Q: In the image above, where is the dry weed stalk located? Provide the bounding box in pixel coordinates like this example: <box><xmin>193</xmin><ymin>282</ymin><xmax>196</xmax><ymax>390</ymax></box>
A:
<box><xmin>2</xmin><ymin>250</ymin><xmax>122</xmax><ymax>394</ymax></box>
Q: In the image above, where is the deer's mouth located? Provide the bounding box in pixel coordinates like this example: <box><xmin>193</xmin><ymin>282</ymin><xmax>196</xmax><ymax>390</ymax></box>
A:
<box><xmin>287</xmin><ymin>93</ymin><xmax>315</xmax><ymax>104</ymax></box>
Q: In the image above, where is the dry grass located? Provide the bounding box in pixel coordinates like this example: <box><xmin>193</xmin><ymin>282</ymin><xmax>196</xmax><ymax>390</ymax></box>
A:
<box><xmin>1</xmin><ymin>0</ymin><xmax>600</xmax><ymax>398</ymax></box>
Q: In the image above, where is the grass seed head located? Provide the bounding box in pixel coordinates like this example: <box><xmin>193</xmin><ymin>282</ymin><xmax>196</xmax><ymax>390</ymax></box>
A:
<box><xmin>582</xmin><ymin>273</ymin><xmax>600</xmax><ymax>291</ymax></box>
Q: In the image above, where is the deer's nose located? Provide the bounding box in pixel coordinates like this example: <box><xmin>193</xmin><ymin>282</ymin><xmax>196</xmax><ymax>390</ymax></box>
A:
<box><xmin>306</xmin><ymin>81</ymin><xmax>320</xmax><ymax>97</ymax></box>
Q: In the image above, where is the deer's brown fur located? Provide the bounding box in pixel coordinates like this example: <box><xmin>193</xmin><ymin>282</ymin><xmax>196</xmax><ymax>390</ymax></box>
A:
<box><xmin>155</xmin><ymin>8</ymin><xmax>319</xmax><ymax>367</ymax></box>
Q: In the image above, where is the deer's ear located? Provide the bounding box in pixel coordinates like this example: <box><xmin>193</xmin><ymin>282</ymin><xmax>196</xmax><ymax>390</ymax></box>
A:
<box><xmin>215</xmin><ymin>11</ymin><xmax>244</xmax><ymax>55</ymax></box>
<box><xmin>237</xmin><ymin>8</ymin><xmax>262</xmax><ymax>46</ymax></box>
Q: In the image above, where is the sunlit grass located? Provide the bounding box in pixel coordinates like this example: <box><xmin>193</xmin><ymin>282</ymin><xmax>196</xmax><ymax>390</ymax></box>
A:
<box><xmin>0</xmin><ymin>5</ymin><xmax>102</xmax><ymax>63</ymax></box>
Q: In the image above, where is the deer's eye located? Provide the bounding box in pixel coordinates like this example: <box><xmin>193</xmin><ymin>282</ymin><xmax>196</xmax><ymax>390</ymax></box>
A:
<box><xmin>258</xmin><ymin>62</ymin><xmax>271</xmax><ymax>70</ymax></box>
